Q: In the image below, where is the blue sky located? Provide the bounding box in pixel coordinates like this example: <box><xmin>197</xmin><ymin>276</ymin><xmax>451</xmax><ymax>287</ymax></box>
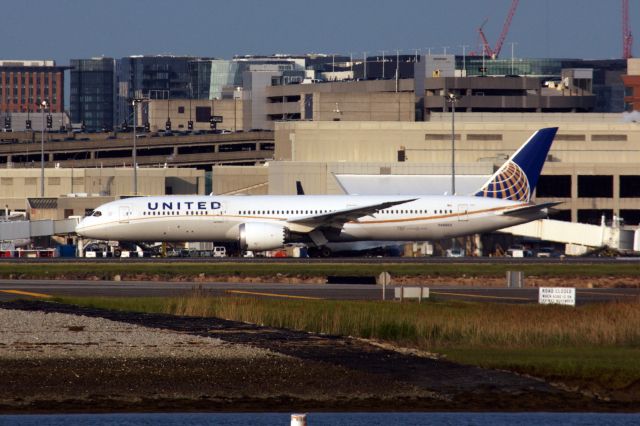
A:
<box><xmin>1</xmin><ymin>0</ymin><xmax>636</xmax><ymax>63</ymax></box>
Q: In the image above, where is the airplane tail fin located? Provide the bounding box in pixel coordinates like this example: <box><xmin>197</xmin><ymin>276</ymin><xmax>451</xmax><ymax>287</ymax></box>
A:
<box><xmin>474</xmin><ymin>127</ymin><xmax>558</xmax><ymax>203</ymax></box>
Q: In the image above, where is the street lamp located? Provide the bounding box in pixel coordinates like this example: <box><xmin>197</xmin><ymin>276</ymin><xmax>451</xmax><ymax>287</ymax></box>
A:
<box><xmin>131</xmin><ymin>98</ymin><xmax>144</xmax><ymax>195</ymax></box>
<box><xmin>40</xmin><ymin>100</ymin><xmax>48</xmax><ymax>197</ymax></box>
<box><xmin>445</xmin><ymin>93</ymin><xmax>459</xmax><ymax>195</ymax></box>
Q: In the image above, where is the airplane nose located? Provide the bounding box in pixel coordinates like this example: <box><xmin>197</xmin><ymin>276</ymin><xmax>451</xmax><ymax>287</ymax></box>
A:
<box><xmin>75</xmin><ymin>218</ymin><xmax>90</xmax><ymax>236</ymax></box>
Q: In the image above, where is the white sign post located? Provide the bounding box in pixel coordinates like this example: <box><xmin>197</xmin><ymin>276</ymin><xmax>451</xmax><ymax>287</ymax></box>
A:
<box><xmin>538</xmin><ymin>287</ymin><xmax>576</xmax><ymax>306</ymax></box>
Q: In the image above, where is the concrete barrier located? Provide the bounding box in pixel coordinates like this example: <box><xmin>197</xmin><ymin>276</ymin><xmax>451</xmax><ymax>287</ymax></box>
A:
<box><xmin>506</xmin><ymin>271</ymin><xmax>524</xmax><ymax>288</ymax></box>
<box><xmin>326</xmin><ymin>276</ymin><xmax>376</xmax><ymax>284</ymax></box>
<box><xmin>394</xmin><ymin>286</ymin><xmax>429</xmax><ymax>302</ymax></box>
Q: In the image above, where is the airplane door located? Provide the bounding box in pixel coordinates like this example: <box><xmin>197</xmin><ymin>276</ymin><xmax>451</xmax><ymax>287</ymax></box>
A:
<box><xmin>119</xmin><ymin>205</ymin><xmax>131</xmax><ymax>223</ymax></box>
<box><xmin>457</xmin><ymin>204</ymin><xmax>469</xmax><ymax>221</ymax></box>
<box><xmin>212</xmin><ymin>202</ymin><xmax>224</xmax><ymax>222</ymax></box>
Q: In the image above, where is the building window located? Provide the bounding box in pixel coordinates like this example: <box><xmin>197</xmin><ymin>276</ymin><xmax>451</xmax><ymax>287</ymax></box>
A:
<box><xmin>466</xmin><ymin>134</ymin><xmax>503</xmax><ymax>141</ymax></box>
<box><xmin>195</xmin><ymin>106</ymin><xmax>211</xmax><ymax>122</ymax></box>
<box><xmin>304</xmin><ymin>94</ymin><xmax>313</xmax><ymax>120</ymax></box>
<box><xmin>48</xmin><ymin>177</ymin><xmax>61</xmax><ymax>185</ymax></box>
<box><xmin>555</xmin><ymin>134</ymin><xmax>586</xmax><ymax>141</ymax></box>
<box><xmin>425</xmin><ymin>133</ymin><xmax>460</xmax><ymax>141</ymax></box>
<box><xmin>548</xmin><ymin>209</ymin><xmax>571</xmax><ymax>222</ymax></box>
<box><xmin>24</xmin><ymin>177</ymin><xmax>37</xmax><ymax>185</ymax></box>
<box><xmin>578</xmin><ymin>209</ymin><xmax>613</xmax><ymax>224</ymax></box>
<box><xmin>1</xmin><ymin>178</ymin><xmax>13</xmax><ymax>185</ymax></box>
<box><xmin>578</xmin><ymin>175</ymin><xmax>613</xmax><ymax>198</ymax></box>
<box><xmin>620</xmin><ymin>210</ymin><xmax>640</xmax><ymax>226</ymax></box>
<box><xmin>591</xmin><ymin>134</ymin><xmax>627</xmax><ymax>142</ymax></box>
<box><xmin>536</xmin><ymin>175</ymin><xmax>571</xmax><ymax>198</ymax></box>
<box><xmin>178</xmin><ymin>106</ymin><xmax>185</xmax><ymax>114</ymax></box>
<box><xmin>620</xmin><ymin>176</ymin><xmax>640</xmax><ymax>198</ymax></box>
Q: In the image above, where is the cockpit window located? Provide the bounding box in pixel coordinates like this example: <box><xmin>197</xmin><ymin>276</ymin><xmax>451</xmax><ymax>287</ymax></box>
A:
<box><xmin>92</xmin><ymin>210</ymin><xmax>102</xmax><ymax>217</ymax></box>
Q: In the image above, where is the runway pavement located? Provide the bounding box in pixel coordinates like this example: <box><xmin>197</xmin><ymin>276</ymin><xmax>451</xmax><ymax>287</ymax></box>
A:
<box><xmin>0</xmin><ymin>279</ymin><xmax>638</xmax><ymax>305</ymax></box>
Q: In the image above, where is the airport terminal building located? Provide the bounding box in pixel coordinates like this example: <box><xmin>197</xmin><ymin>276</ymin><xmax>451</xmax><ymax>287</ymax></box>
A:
<box><xmin>217</xmin><ymin>113</ymin><xmax>640</xmax><ymax>227</ymax></box>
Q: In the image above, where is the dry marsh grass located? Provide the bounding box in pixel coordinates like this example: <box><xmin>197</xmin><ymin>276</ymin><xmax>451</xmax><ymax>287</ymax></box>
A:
<box><xmin>60</xmin><ymin>292</ymin><xmax>640</xmax><ymax>350</ymax></box>
<box><xmin>57</xmin><ymin>293</ymin><xmax>640</xmax><ymax>389</ymax></box>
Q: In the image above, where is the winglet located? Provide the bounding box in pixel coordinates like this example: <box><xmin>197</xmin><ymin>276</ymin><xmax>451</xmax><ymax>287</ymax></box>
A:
<box><xmin>475</xmin><ymin>127</ymin><xmax>558</xmax><ymax>202</ymax></box>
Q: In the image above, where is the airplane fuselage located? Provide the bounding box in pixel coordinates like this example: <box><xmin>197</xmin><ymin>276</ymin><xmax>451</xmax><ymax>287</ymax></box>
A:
<box><xmin>76</xmin><ymin>194</ymin><xmax>544</xmax><ymax>244</ymax></box>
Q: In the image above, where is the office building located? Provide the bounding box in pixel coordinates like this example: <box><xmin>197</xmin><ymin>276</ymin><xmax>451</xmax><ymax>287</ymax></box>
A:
<box><xmin>115</xmin><ymin>55</ymin><xmax>198</xmax><ymax>127</ymax></box>
<box><xmin>0</xmin><ymin>60</ymin><xmax>67</xmax><ymax>114</ymax></box>
<box><xmin>70</xmin><ymin>57</ymin><xmax>116</xmax><ymax>131</ymax></box>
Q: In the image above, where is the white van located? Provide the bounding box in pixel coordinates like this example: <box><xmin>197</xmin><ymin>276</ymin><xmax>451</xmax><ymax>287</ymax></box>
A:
<box><xmin>213</xmin><ymin>246</ymin><xmax>227</xmax><ymax>257</ymax></box>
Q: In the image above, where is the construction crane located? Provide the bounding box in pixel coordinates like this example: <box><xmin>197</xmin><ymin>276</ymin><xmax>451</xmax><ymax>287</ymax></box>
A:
<box><xmin>623</xmin><ymin>0</ymin><xmax>633</xmax><ymax>59</ymax></box>
<box><xmin>477</xmin><ymin>0</ymin><xmax>520</xmax><ymax>59</ymax></box>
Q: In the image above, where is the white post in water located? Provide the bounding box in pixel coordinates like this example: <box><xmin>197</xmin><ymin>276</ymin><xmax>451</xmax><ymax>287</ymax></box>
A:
<box><xmin>291</xmin><ymin>413</ymin><xmax>307</xmax><ymax>426</ymax></box>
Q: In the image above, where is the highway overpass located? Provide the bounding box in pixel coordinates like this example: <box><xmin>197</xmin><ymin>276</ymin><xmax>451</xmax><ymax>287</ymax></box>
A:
<box><xmin>0</xmin><ymin>131</ymin><xmax>274</xmax><ymax>169</ymax></box>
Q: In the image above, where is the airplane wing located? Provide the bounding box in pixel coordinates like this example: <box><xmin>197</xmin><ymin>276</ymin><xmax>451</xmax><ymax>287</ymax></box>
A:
<box><xmin>501</xmin><ymin>201</ymin><xmax>562</xmax><ymax>217</ymax></box>
<box><xmin>289</xmin><ymin>198</ymin><xmax>418</xmax><ymax>229</ymax></box>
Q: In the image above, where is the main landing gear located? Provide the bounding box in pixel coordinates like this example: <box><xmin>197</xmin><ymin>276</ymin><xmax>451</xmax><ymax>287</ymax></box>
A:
<box><xmin>307</xmin><ymin>246</ymin><xmax>332</xmax><ymax>258</ymax></box>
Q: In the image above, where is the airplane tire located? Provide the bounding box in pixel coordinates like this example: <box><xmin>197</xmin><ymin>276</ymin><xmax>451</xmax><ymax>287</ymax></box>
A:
<box><xmin>320</xmin><ymin>246</ymin><xmax>332</xmax><ymax>258</ymax></box>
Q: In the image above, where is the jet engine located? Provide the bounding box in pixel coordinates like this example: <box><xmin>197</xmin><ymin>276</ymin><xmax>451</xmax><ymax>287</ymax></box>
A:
<box><xmin>239</xmin><ymin>222</ymin><xmax>289</xmax><ymax>251</ymax></box>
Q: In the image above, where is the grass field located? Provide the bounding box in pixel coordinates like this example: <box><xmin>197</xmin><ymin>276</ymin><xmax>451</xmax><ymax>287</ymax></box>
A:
<box><xmin>56</xmin><ymin>293</ymin><xmax>640</xmax><ymax>392</ymax></box>
<box><xmin>4</xmin><ymin>261</ymin><xmax>640</xmax><ymax>280</ymax></box>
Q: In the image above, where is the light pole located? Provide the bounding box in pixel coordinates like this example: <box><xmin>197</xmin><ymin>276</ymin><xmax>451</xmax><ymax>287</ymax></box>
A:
<box><xmin>40</xmin><ymin>100</ymin><xmax>48</xmax><ymax>197</ymax></box>
<box><xmin>460</xmin><ymin>45</ymin><xmax>469</xmax><ymax>76</ymax></box>
<box><xmin>363</xmin><ymin>52</ymin><xmax>367</xmax><ymax>80</ymax></box>
<box><xmin>446</xmin><ymin>93</ymin><xmax>459</xmax><ymax>195</ymax></box>
<box><xmin>446</xmin><ymin>93</ymin><xmax>459</xmax><ymax>254</ymax></box>
<box><xmin>131</xmin><ymin>98</ymin><xmax>144</xmax><ymax>195</ymax></box>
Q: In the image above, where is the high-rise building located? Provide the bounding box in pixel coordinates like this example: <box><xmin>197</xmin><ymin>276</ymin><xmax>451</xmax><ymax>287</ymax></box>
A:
<box><xmin>70</xmin><ymin>57</ymin><xmax>116</xmax><ymax>131</ymax></box>
<box><xmin>116</xmin><ymin>56</ymin><xmax>198</xmax><ymax>127</ymax></box>
<box><xmin>0</xmin><ymin>60</ymin><xmax>67</xmax><ymax>114</ymax></box>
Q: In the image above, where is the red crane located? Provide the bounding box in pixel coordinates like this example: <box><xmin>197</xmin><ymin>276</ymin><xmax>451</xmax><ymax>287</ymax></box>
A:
<box><xmin>623</xmin><ymin>0</ymin><xmax>633</xmax><ymax>59</ymax></box>
<box><xmin>477</xmin><ymin>0</ymin><xmax>520</xmax><ymax>59</ymax></box>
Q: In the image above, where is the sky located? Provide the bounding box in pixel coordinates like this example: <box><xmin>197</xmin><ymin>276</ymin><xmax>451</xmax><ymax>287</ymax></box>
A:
<box><xmin>1</xmin><ymin>0</ymin><xmax>636</xmax><ymax>64</ymax></box>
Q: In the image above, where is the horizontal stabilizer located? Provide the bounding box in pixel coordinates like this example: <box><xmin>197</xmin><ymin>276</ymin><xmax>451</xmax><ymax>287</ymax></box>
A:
<box><xmin>501</xmin><ymin>201</ymin><xmax>562</xmax><ymax>217</ymax></box>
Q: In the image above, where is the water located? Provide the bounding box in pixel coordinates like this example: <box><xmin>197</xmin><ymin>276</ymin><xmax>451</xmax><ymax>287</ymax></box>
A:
<box><xmin>1</xmin><ymin>412</ymin><xmax>639</xmax><ymax>426</ymax></box>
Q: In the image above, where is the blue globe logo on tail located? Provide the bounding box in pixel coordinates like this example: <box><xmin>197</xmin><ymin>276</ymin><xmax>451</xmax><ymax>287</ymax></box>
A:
<box><xmin>474</xmin><ymin>127</ymin><xmax>558</xmax><ymax>203</ymax></box>
<box><xmin>476</xmin><ymin>161</ymin><xmax>530</xmax><ymax>202</ymax></box>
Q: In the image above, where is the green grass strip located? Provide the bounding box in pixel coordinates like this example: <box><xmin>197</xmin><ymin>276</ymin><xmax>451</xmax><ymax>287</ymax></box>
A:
<box><xmin>3</xmin><ymin>261</ymin><xmax>640</xmax><ymax>279</ymax></box>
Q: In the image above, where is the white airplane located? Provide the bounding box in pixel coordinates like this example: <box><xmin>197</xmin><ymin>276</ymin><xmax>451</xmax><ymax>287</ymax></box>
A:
<box><xmin>76</xmin><ymin>128</ymin><xmax>560</xmax><ymax>256</ymax></box>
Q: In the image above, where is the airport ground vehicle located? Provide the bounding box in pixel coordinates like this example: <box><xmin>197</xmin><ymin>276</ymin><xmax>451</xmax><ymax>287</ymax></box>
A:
<box><xmin>446</xmin><ymin>247</ymin><xmax>465</xmax><ymax>258</ymax></box>
<box><xmin>506</xmin><ymin>244</ymin><xmax>533</xmax><ymax>257</ymax></box>
<box><xmin>536</xmin><ymin>246</ymin><xmax>560</xmax><ymax>258</ymax></box>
